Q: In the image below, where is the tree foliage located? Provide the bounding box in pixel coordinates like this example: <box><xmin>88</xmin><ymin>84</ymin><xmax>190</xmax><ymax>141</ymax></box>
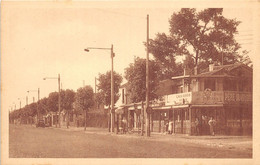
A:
<box><xmin>96</xmin><ymin>71</ymin><xmax>123</xmax><ymax>107</ymax></box>
<box><xmin>149</xmin><ymin>8</ymin><xmax>244</xmax><ymax>75</ymax></box>
<box><xmin>238</xmin><ymin>50</ymin><xmax>253</xmax><ymax>68</ymax></box>
<box><xmin>61</xmin><ymin>89</ymin><xmax>75</xmax><ymax>111</ymax></box>
<box><xmin>74</xmin><ymin>86</ymin><xmax>95</xmax><ymax>130</ymax></box>
<box><xmin>124</xmin><ymin>57</ymin><xmax>161</xmax><ymax>103</ymax></box>
<box><xmin>28</xmin><ymin>103</ymin><xmax>37</xmax><ymax>116</ymax></box>
<box><xmin>47</xmin><ymin>92</ymin><xmax>59</xmax><ymax>112</ymax></box>
<box><xmin>39</xmin><ymin>97</ymin><xmax>48</xmax><ymax>115</ymax></box>
<box><xmin>9</xmin><ymin>88</ymin><xmax>81</xmax><ymax>125</ymax></box>
<box><xmin>149</xmin><ymin>33</ymin><xmax>184</xmax><ymax>78</ymax></box>
<box><xmin>74</xmin><ymin>86</ymin><xmax>95</xmax><ymax>112</ymax></box>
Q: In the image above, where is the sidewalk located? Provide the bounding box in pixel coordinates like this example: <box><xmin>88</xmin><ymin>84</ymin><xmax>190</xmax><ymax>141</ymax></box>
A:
<box><xmin>47</xmin><ymin>125</ymin><xmax>252</xmax><ymax>152</ymax></box>
<box><xmin>153</xmin><ymin>133</ymin><xmax>252</xmax><ymax>151</ymax></box>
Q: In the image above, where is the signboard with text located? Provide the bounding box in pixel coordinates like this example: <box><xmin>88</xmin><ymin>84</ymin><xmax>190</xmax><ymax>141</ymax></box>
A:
<box><xmin>165</xmin><ymin>92</ymin><xmax>192</xmax><ymax>106</ymax></box>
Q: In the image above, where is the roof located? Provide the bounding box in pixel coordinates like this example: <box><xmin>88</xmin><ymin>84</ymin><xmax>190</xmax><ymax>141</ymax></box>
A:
<box><xmin>171</xmin><ymin>75</ymin><xmax>190</xmax><ymax>80</ymax></box>
<box><xmin>188</xmin><ymin>63</ymin><xmax>252</xmax><ymax>78</ymax></box>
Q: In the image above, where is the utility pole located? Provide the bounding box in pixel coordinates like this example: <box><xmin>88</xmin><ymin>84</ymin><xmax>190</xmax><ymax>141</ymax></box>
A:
<box><xmin>141</xmin><ymin>101</ymin><xmax>144</xmax><ymax>136</ymax></box>
<box><xmin>37</xmin><ymin>88</ymin><xmax>40</xmax><ymax>122</ymax></box>
<box><xmin>19</xmin><ymin>99</ymin><xmax>21</xmax><ymax>110</ymax></box>
<box><xmin>145</xmin><ymin>14</ymin><xmax>150</xmax><ymax>137</ymax></box>
<box><xmin>222</xmin><ymin>37</ymin><xmax>224</xmax><ymax>66</ymax></box>
<box><xmin>111</xmin><ymin>44</ymin><xmax>115</xmax><ymax>132</ymax></box>
<box><xmin>58</xmin><ymin>74</ymin><xmax>61</xmax><ymax>128</ymax></box>
<box><xmin>95</xmin><ymin>77</ymin><xmax>97</xmax><ymax>93</ymax></box>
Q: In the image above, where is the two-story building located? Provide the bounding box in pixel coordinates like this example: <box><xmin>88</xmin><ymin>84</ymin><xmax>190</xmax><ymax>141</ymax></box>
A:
<box><xmin>116</xmin><ymin>63</ymin><xmax>252</xmax><ymax>135</ymax></box>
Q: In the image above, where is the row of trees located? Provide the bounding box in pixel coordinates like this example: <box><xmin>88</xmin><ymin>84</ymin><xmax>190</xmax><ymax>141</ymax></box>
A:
<box><xmin>9</xmin><ymin>71</ymin><xmax>123</xmax><ymax>130</ymax></box>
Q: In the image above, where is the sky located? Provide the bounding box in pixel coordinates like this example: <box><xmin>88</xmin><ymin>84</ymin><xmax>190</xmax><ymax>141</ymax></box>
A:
<box><xmin>2</xmin><ymin>1</ymin><xmax>259</xmax><ymax>112</ymax></box>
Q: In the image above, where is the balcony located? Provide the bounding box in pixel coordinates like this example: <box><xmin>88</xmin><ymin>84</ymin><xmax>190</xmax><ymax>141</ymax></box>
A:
<box><xmin>163</xmin><ymin>91</ymin><xmax>252</xmax><ymax>106</ymax></box>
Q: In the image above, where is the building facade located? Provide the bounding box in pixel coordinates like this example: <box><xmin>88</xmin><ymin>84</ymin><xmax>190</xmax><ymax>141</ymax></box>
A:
<box><xmin>116</xmin><ymin>63</ymin><xmax>252</xmax><ymax>135</ymax></box>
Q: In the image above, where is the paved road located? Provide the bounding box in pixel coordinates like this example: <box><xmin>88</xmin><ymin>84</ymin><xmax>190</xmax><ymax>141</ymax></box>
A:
<box><xmin>9</xmin><ymin>124</ymin><xmax>252</xmax><ymax>158</ymax></box>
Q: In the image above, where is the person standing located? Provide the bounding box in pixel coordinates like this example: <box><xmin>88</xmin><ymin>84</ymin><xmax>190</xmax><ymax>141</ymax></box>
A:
<box><xmin>122</xmin><ymin>116</ymin><xmax>127</xmax><ymax>134</ymax></box>
<box><xmin>208</xmin><ymin>117</ymin><xmax>216</xmax><ymax>136</ymax></box>
<box><xmin>168</xmin><ymin>121</ymin><xmax>173</xmax><ymax>134</ymax></box>
<box><xmin>165</xmin><ymin>121</ymin><xmax>169</xmax><ymax>134</ymax></box>
<box><xmin>195</xmin><ymin>118</ymin><xmax>200</xmax><ymax>135</ymax></box>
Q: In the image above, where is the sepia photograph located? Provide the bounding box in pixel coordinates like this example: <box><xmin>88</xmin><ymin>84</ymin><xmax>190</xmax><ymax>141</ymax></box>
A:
<box><xmin>1</xmin><ymin>1</ymin><xmax>260</xmax><ymax>165</ymax></box>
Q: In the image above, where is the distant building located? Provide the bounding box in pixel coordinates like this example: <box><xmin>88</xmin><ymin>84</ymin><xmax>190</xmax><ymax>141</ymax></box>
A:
<box><xmin>116</xmin><ymin>63</ymin><xmax>252</xmax><ymax>135</ymax></box>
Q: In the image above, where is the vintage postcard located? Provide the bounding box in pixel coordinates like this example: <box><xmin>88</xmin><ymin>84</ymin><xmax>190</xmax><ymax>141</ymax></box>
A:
<box><xmin>1</xmin><ymin>0</ymin><xmax>260</xmax><ymax>165</ymax></box>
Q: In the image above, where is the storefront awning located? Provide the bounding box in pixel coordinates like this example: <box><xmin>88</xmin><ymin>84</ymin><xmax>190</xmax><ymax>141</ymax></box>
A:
<box><xmin>191</xmin><ymin>104</ymin><xmax>223</xmax><ymax>108</ymax></box>
<box><xmin>153</xmin><ymin>104</ymin><xmax>189</xmax><ymax>110</ymax></box>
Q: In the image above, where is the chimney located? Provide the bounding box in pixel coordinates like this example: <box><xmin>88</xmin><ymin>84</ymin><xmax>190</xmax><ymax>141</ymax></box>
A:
<box><xmin>209</xmin><ymin>64</ymin><xmax>215</xmax><ymax>72</ymax></box>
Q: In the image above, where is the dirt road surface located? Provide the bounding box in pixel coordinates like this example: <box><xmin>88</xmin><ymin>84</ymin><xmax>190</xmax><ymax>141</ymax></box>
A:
<box><xmin>9</xmin><ymin>124</ymin><xmax>252</xmax><ymax>158</ymax></box>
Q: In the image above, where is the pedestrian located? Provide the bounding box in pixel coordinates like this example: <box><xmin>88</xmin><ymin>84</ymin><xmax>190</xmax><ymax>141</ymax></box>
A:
<box><xmin>165</xmin><ymin>121</ymin><xmax>169</xmax><ymax>134</ymax></box>
<box><xmin>168</xmin><ymin>121</ymin><xmax>173</xmax><ymax>134</ymax></box>
<box><xmin>195</xmin><ymin>118</ymin><xmax>200</xmax><ymax>135</ymax></box>
<box><xmin>129</xmin><ymin>116</ymin><xmax>133</xmax><ymax>132</ymax></box>
<box><xmin>122</xmin><ymin>117</ymin><xmax>127</xmax><ymax>134</ymax></box>
<box><xmin>208</xmin><ymin>117</ymin><xmax>216</xmax><ymax>136</ymax></box>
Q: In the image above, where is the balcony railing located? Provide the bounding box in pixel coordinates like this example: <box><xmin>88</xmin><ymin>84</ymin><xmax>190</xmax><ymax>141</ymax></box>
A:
<box><xmin>163</xmin><ymin>91</ymin><xmax>252</xmax><ymax>106</ymax></box>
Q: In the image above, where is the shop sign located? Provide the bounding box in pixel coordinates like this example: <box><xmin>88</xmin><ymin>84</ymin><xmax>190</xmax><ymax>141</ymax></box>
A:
<box><xmin>151</xmin><ymin>98</ymin><xmax>165</xmax><ymax>107</ymax></box>
<box><xmin>165</xmin><ymin>92</ymin><xmax>192</xmax><ymax>106</ymax></box>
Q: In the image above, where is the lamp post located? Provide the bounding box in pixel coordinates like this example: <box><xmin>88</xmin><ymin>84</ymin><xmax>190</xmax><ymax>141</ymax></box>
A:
<box><xmin>43</xmin><ymin>74</ymin><xmax>61</xmax><ymax>128</ymax></box>
<box><xmin>18</xmin><ymin>98</ymin><xmax>22</xmax><ymax>110</ymax></box>
<box><xmin>26</xmin><ymin>95</ymin><xmax>28</xmax><ymax>106</ymax></box>
<box><xmin>84</xmin><ymin>45</ymin><xmax>115</xmax><ymax>132</ymax></box>
<box><xmin>27</xmin><ymin>88</ymin><xmax>40</xmax><ymax>123</ymax></box>
<box><xmin>13</xmin><ymin>102</ymin><xmax>16</xmax><ymax>111</ymax></box>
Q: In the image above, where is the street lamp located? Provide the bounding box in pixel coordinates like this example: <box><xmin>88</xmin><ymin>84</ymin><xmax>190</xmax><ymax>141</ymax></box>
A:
<box><xmin>27</xmin><ymin>88</ymin><xmax>40</xmax><ymax>123</ymax></box>
<box><xmin>84</xmin><ymin>45</ymin><xmax>115</xmax><ymax>132</ymax></box>
<box><xmin>13</xmin><ymin>102</ymin><xmax>16</xmax><ymax>111</ymax></box>
<box><xmin>18</xmin><ymin>98</ymin><xmax>22</xmax><ymax>110</ymax></box>
<box><xmin>26</xmin><ymin>93</ymin><xmax>28</xmax><ymax>106</ymax></box>
<box><xmin>43</xmin><ymin>74</ymin><xmax>61</xmax><ymax>128</ymax></box>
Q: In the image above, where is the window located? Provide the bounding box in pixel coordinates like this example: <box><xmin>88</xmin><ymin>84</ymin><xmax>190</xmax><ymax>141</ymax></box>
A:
<box><xmin>239</xmin><ymin>79</ymin><xmax>252</xmax><ymax>92</ymax></box>
<box><xmin>223</xmin><ymin>79</ymin><xmax>237</xmax><ymax>91</ymax></box>
<box><xmin>204</xmin><ymin>79</ymin><xmax>216</xmax><ymax>91</ymax></box>
<box><xmin>176</xmin><ymin>85</ymin><xmax>183</xmax><ymax>93</ymax></box>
